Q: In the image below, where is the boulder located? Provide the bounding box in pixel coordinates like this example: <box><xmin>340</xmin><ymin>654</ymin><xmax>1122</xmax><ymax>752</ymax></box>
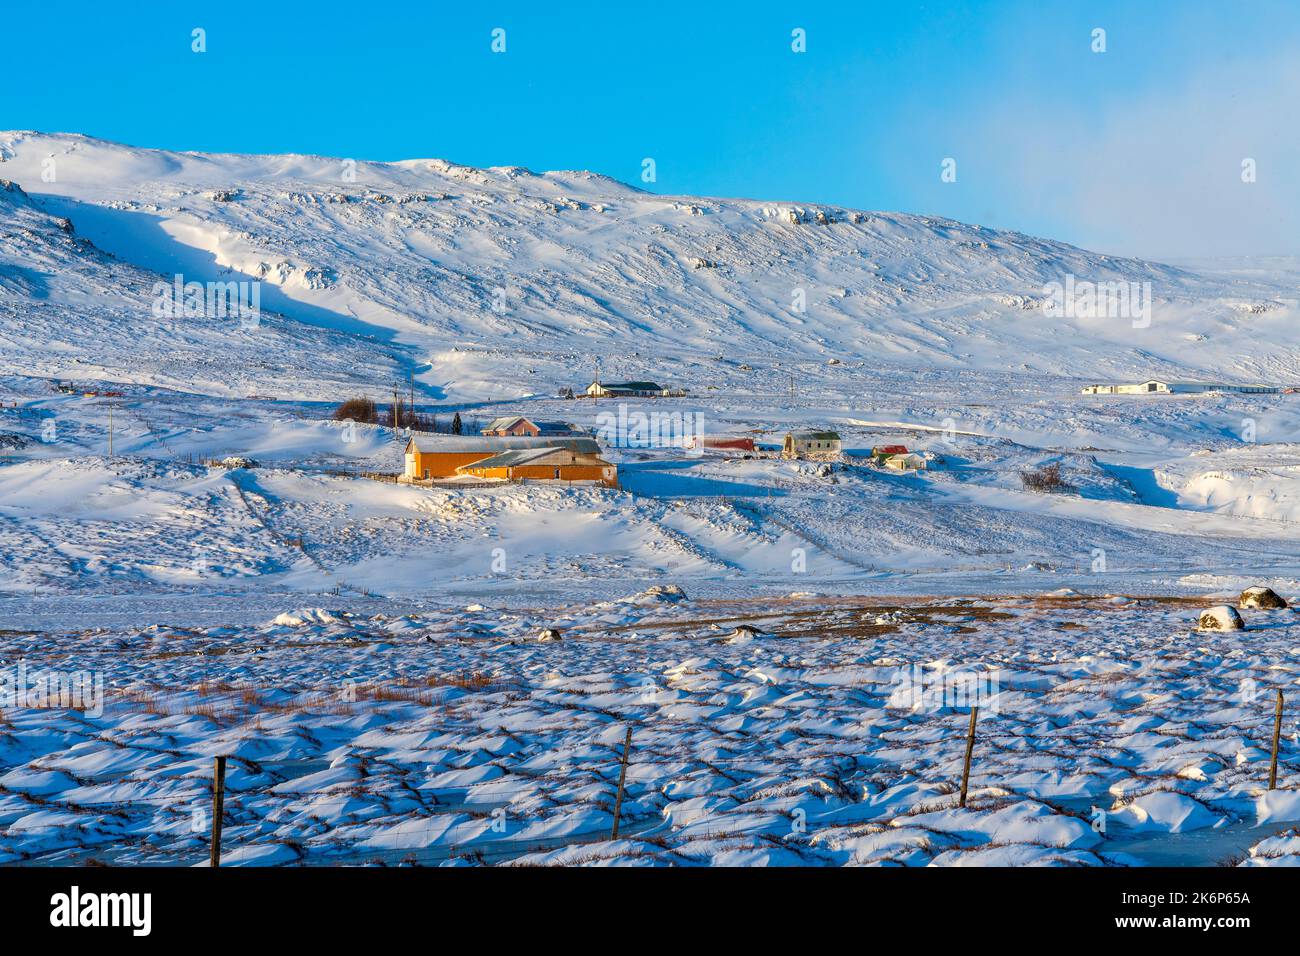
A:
<box><xmin>1197</xmin><ymin>605</ymin><xmax>1244</xmax><ymax>632</ymax></box>
<box><xmin>1240</xmin><ymin>586</ymin><xmax>1288</xmax><ymax>609</ymax></box>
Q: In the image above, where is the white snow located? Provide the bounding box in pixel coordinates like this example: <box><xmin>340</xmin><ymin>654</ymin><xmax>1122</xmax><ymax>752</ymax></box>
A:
<box><xmin>5</xmin><ymin>133</ymin><xmax>1300</xmax><ymax>866</ymax></box>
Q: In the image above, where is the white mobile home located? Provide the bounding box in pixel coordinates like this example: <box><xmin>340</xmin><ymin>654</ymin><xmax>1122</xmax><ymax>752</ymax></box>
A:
<box><xmin>1081</xmin><ymin>380</ymin><xmax>1280</xmax><ymax>395</ymax></box>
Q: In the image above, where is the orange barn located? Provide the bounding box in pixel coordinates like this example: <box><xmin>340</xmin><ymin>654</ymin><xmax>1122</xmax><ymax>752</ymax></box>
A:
<box><xmin>455</xmin><ymin>446</ymin><xmax>618</xmax><ymax>487</ymax></box>
<box><xmin>403</xmin><ymin>435</ymin><xmax>614</xmax><ymax>485</ymax></box>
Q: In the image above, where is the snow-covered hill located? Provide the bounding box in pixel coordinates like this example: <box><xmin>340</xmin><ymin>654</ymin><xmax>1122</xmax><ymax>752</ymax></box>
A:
<box><xmin>4</xmin><ymin>131</ymin><xmax>1299</xmax><ymax>401</ymax></box>
<box><xmin>0</xmin><ymin>170</ymin><xmax>407</xmax><ymax>399</ymax></box>
<box><xmin>7</xmin><ymin>131</ymin><xmax>1300</xmax><ymax>607</ymax></box>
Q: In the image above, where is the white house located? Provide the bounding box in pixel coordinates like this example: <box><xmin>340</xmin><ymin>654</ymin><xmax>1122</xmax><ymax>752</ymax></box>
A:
<box><xmin>1082</xmin><ymin>380</ymin><xmax>1280</xmax><ymax>395</ymax></box>
<box><xmin>585</xmin><ymin>380</ymin><xmax>664</xmax><ymax>398</ymax></box>
<box><xmin>883</xmin><ymin>452</ymin><xmax>926</xmax><ymax>471</ymax></box>
<box><xmin>782</xmin><ymin>430</ymin><xmax>841</xmax><ymax>459</ymax></box>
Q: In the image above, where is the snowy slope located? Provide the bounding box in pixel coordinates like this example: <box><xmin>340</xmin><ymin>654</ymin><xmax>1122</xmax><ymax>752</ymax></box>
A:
<box><xmin>0</xmin><ymin>173</ymin><xmax>408</xmax><ymax>399</ymax></box>
<box><xmin>4</xmin><ymin>131</ymin><xmax>1300</xmax><ymax>403</ymax></box>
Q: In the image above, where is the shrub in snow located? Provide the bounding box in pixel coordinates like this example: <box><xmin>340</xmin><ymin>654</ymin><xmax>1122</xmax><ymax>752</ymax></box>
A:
<box><xmin>1019</xmin><ymin>462</ymin><xmax>1072</xmax><ymax>493</ymax></box>
<box><xmin>333</xmin><ymin>396</ymin><xmax>378</xmax><ymax>424</ymax></box>
<box><xmin>1240</xmin><ymin>586</ymin><xmax>1288</xmax><ymax>609</ymax></box>
<box><xmin>1197</xmin><ymin>605</ymin><xmax>1244</xmax><ymax>632</ymax></box>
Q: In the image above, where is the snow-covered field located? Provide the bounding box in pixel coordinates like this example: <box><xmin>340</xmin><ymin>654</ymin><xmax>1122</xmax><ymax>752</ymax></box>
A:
<box><xmin>4</xmin><ymin>589</ymin><xmax>1300</xmax><ymax>867</ymax></box>
<box><xmin>5</xmin><ymin>133</ymin><xmax>1300</xmax><ymax>865</ymax></box>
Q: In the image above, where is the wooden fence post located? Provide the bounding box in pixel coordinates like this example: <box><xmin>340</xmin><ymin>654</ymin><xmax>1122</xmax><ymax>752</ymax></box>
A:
<box><xmin>1270</xmin><ymin>689</ymin><xmax>1284</xmax><ymax>791</ymax></box>
<box><xmin>610</xmin><ymin>726</ymin><xmax>633</xmax><ymax>840</ymax></box>
<box><xmin>210</xmin><ymin>755</ymin><xmax>227</xmax><ymax>867</ymax></box>
<box><xmin>959</xmin><ymin>707</ymin><xmax>979</xmax><ymax>808</ymax></box>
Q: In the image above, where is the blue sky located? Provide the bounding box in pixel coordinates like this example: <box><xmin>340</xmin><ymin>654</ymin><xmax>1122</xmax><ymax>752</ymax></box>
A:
<box><xmin>10</xmin><ymin>1</ymin><xmax>1300</xmax><ymax>257</ymax></box>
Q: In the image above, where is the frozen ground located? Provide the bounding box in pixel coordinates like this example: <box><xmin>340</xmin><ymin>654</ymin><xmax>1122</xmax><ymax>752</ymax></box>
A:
<box><xmin>3</xmin><ymin>590</ymin><xmax>1300</xmax><ymax>867</ymax></box>
<box><xmin>5</xmin><ymin>134</ymin><xmax>1300</xmax><ymax>865</ymax></box>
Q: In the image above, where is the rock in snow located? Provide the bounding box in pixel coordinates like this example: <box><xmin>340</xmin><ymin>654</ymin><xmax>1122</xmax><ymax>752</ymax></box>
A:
<box><xmin>271</xmin><ymin>608</ymin><xmax>349</xmax><ymax>627</ymax></box>
<box><xmin>1240</xmin><ymin>586</ymin><xmax>1288</xmax><ymax>609</ymax></box>
<box><xmin>1197</xmin><ymin>605</ymin><xmax>1244</xmax><ymax>631</ymax></box>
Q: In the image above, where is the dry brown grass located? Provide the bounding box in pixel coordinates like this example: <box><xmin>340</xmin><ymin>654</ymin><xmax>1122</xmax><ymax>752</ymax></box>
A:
<box><xmin>418</xmin><ymin>671</ymin><xmax>494</xmax><ymax>690</ymax></box>
<box><xmin>184</xmin><ymin>702</ymin><xmax>227</xmax><ymax>720</ymax></box>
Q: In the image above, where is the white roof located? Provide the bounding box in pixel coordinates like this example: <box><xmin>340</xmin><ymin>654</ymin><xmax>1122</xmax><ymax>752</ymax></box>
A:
<box><xmin>461</xmin><ymin>447</ymin><xmax>574</xmax><ymax>469</ymax></box>
<box><xmin>407</xmin><ymin>434</ymin><xmax>599</xmax><ymax>454</ymax></box>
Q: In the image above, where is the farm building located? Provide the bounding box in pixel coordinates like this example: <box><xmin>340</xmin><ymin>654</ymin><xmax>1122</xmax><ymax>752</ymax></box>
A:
<box><xmin>1081</xmin><ymin>380</ymin><xmax>1280</xmax><ymax>395</ymax></box>
<box><xmin>402</xmin><ymin>435</ymin><xmax>603</xmax><ymax>481</ymax></box>
<box><xmin>883</xmin><ymin>452</ymin><xmax>926</xmax><ymax>471</ymax></box>
<box><xmin>481</xmin><ymin>416</ymin><xmax>581</xmax><ymax>437</ymax></box>
<box><xmin>585</xmin><ymin>380</ymin><xmax>667</xmax><ymax>398</ymax></box>
<box><xmin>456</xmin><ymin>446</ymin><xmax>618</xmax><ymax>487</ymax></box>
<box><xmin>690</xmin><ymin>435</ymin><xmax>756</xmax><ymax>453</ymax></box>
<box><xmin>782</xmin><ymin>430</ymin><xmax>842</xmax><ymax>459</ymax></box>
<box><xmin>871</xmin><ymin>444</ymin><xmax>909</xmax><ymax>463</ymax></box>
